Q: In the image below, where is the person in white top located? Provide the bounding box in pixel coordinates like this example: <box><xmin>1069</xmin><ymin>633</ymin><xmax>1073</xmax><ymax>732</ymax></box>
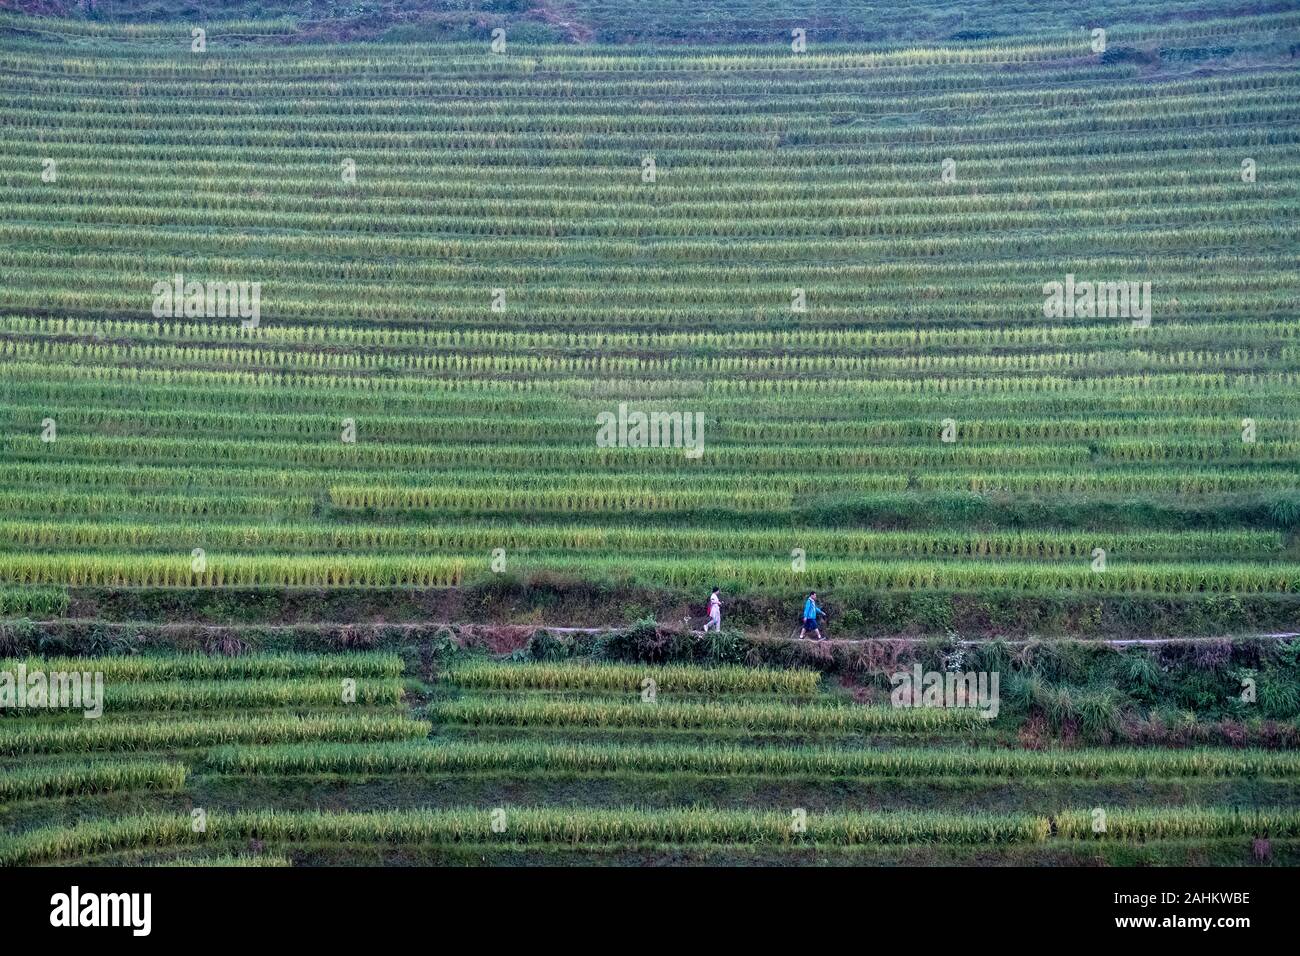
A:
<box><xmin>702</xmin><ymin>587</ymin><xmax>722</xmax><ymax>632</ymax></box>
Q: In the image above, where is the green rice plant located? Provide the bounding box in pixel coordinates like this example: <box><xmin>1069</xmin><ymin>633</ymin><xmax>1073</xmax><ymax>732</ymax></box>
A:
<box><xmin>6</xmin><ymin>550</ymin><xmax>1295</xmax><ymax>594</ymax></box>
<box><xmin>445</xmin><ymin>662</ymin><xmax>819</xmax><ymax>695</ymax></box>
<box><xmin>0</xmin><ymin>714</ymin><xmax>430</xmax><ymax>755</ymax></box>
<box><xmin>0</xmin><ymin>490</ymin><xmax>313</xmax><ymax>520</ymax></box>
<box><xmin>0</xmin><ymin>806</ymin><xmax>1052</xmax><ymax>865</ymax></box>
<box><xmin>8</xmin><ymin>299</ymin><xmax>1300</xmax><ymax>360</ymax></box>
<box><xmin>0</xmin><ymin>553</ymin><xmax>468</xmax><ymax>588</ymax></box>
<box><xmin>0</xmin><ymin>4</ymin><xmax>1295</xmax><ymax>626</ymax></box>
<box><xmin>0</xmin><ymin>678</ymin><xmax>405</xmax><ymax>713</ymax></box>
<box><xmin>0</xmin><ymin>11</ymin><xmax>298</xmax><ymax>38</ymax></box>
<box><xmin>0</xmin><ymin>760</ymin><xmax>187</xmax><ymax>799</ymax></box>
<box><xmin>0</xmin><ymin>587</ymin><xmax>68</xmax><ymax>618</ymax></box>
<box><xmin>207</xmin><ymin>741</ymin><xmax>1300</xmax><ymax>780</ymax></box>
<box><xmin>427</xmin><ymin>697</ymin><xmax>987</xmax><ymax>731</ymax></box>
<box><xmin>1</xmin><ymin>653</ymin><xmax>403</xmax><ymax>682</ymax></box>
<box><xmin>1056</xmin><ymin>807</ymin><xmax>1300</xmax><ymax>840</ymax></box>
<box><xmin>7</xmin><ymin>517</ymin><xmax>1272</xmax><ymax>562</ymax></box>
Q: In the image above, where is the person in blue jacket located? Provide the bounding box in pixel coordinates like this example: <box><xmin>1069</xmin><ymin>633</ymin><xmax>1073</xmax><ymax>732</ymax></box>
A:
<box><xmin>799</xmin><ymin>591</ymin><xmax>825</xmax><ymax>641</ymax></box>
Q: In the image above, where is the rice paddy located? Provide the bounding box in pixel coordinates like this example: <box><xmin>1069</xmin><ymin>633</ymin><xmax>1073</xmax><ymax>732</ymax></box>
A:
<box><xmin>0</xmin><ymin>0</ymin><xmax>1296</xmax><ymax>869</ymax></box>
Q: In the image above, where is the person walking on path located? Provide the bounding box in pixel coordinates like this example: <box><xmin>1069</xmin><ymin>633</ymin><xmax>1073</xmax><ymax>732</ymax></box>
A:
<box><xmin>799</xmin><ymin>591</ymin><xmax>825</xmax><ymax>641</ymax></box>
<box><xmin>702</xmin><ymin>587</ymin><xmax>722</xmax><ymax>632</ymax></box>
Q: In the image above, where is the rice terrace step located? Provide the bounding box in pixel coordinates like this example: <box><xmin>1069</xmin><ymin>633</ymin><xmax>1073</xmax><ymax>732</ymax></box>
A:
<box><xmin>0</xmin><ymin>0</ymin><xmax>1296</xmax><ymax>931</ymax></box>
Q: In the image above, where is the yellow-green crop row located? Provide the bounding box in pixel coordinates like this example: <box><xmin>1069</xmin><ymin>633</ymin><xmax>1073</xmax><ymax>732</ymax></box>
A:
<box><xmin>0</xmin><ymin>653</ymin><xmax>402</xmax><ymax>681</ymax></box>
<box><xmin>0</xmin><ymin>553</ymin><xmax>1297</xmax><ymax>592</ymax></box>
<box><xmin>0</xmin><ymin>715</ymin><xmax>431</xmax><ymax>756</ymax></box>
<box><xmin>206</xmin><ymin>740</ymin><xmax>1300</xmax><ymax>780</ymax></box>
<box><xmin>10</xmin><ymin>803</ymin><xmax>1300</xmax><ymax>865</ymax></box>
<box><xmin>0</xmin><ymin>8</ymin><xmax>1294</xmax><ymax>615</ymax></box>
<box><xmin>0</xmin><ymin>807</ymin><xmax>1053</xmax><ymax>865</ymax></box>
<box><xmin>445</xmin><ymin>662</ymin><xmax>820</xmax><ymax>695</ymax></box>
<box><xmin>1055</xmin><ymin>807</ymin><xmax>1300</xmax><ymax>840</ymax></box>
<box><xmin>6</xmin><ymin>310</ymin><xmax>1300</xmax><ymax>356</ymax></box>
<box><xmin>0</xmin><ymin>553</ymin><xmax>468</xmax><ymax>587</ymax></box>
<box><xmin>427</xmin><ymin>697</ymin><xmax>988</xmax><ymax>731</ymax></box>
<box><xmin>0</xmin><ymin>520</ymin><xmax>1279</xmax><ymax>560</ymax></box>
<box><xmin>91</xmin><ymin>678</ymin><xmax>405</xmax><ymax>712</ymax></box>
<box><xmin>0</xmin><ymin>759</ymin><xmax>187</xmax><ymax>800</ymax></box>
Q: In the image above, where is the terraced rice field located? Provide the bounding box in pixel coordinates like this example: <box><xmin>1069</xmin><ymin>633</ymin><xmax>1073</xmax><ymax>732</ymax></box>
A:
<box><xmin>2</xmin><ymin>652</ymin><xmax>1296</xmax><ymax>866</ymax></box>
<box><xmin>0</xmin><ymin>4</ymin><xmax>1296</xmax><ymax>629</ymax></box>
<box><xmin>0</xmin><ymin>0</ymin><xmax>1297</xmax><ymax>870</ymax></box>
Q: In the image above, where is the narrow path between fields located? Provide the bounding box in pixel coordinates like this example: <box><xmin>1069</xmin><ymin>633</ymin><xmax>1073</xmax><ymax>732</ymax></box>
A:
<box><xmin>27</xmin><ymin>619</ymin><xmax>1300</xmax><ymax>648</ymax></box>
